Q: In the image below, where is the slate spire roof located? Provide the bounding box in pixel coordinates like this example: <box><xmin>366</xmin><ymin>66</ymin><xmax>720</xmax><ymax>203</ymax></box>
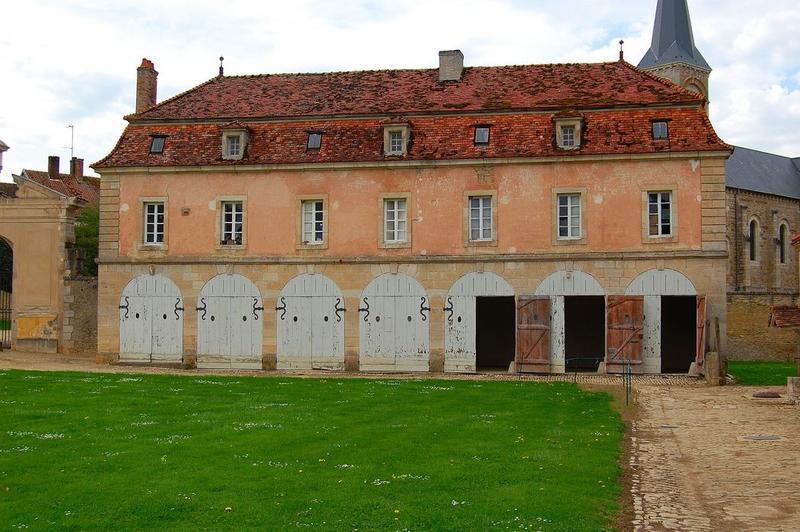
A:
<box><xmin>638</xmin><ymin>0</ymin><xmax>710</xmax><ymax>71</ymax></box>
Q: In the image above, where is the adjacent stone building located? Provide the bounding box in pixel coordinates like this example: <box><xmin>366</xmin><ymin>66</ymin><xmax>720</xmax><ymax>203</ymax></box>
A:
<box><xmin>726</xmin><ymin>148</ymin><xmax>800</xmax><ymax>360</ymax></box>
<box><xmin>0</xmin><ymin>155</ymin><xmax>100</xmax><ymax>353</ymax></box>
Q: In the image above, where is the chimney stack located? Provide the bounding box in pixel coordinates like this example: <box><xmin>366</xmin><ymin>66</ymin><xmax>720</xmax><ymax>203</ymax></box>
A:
<box><xmin>136</xmin><ymin>58</ymin><xmax>158</xmax><ymax>114</ymax></box>
<box><xmin>70</xmin><ymin>157</ymin><xmax>84</xmax><ymax>179</ymax></box>
<box><xmin>48</xmin><ymin>156</ymin><xmax>60</xmax><ymax>179</ymax></box>
<box><xmin>438</xmin><ymin>50</ymin><xmax>464</xmax><ymax>82</ymax></box>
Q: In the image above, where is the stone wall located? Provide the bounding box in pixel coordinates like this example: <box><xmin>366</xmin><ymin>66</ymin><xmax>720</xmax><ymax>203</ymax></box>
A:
<box><xmin>727</xmin><ymin>293</ymin><xmax>797</xmax><ymax>361</ymax></box>
<box><xmin>62</xmin><ymin>277</ymin><xmax>98</xmax><ymax>355</ymax></box>
<box><xmin>726</xmin><ymin>188</ymin><xmax>799</xmax><ymax>294</ymax></box>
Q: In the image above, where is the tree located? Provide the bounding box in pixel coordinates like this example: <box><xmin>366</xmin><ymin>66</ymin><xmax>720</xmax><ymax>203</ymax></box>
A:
<box><xmin>75</xmin><ymin>205</ymin><xmax>99</xmax><ymax>276</ymax></box>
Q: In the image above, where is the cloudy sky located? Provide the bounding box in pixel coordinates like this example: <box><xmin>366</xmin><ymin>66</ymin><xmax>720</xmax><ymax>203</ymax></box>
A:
<box><xmin>1</xmin><ymin>0</ymin><xmax>798</xmax><ymax>179</ymax></box>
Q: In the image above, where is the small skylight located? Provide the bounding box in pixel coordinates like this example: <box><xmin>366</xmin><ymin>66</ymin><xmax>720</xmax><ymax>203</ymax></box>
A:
<box><xmin>150</xmin><ymin>136</ymin><xmax>166</xmax><ymax>154</ymax></box>
<box><xmin>652</xmin><ymin>121</ymin><xmax>669</xmax><ymax>140</ymax></box>
<box><xmin>307</xmin><ymin>132</ymin><xmax>322</xmax><ymax>150</ymax></box>
<box><xmin>474</xmin><ymin>126</ymin><xmax>490</xmax><ymax>146</ymax></box>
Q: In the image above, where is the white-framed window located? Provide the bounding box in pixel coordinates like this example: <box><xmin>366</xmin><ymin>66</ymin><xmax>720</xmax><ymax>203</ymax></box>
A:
<box><xmin>389</xmin><ymin>131</ymin><xmax>404</xmax><ymax>154</ymax></box>
<box><xmin>384</xmin><ymin>199</ymin><xmax>408</xmax><ymax>243</ymax></box>
<box><xmin>221</xmin><ymin>201</ymin><xmax>243</xmax><ymax>245</ymax></box>
<box><xmin>226</xmin><ymin>135</ymin><xmax>241</xmax><ymax>157</ymax></box>
<box><xmin>648</xmin><ymin>192</ymin><xmax>672</xmax><ymax>237</ymax></box>
<box><xmin>557</xmin><ymin>194</ymin><xmax>581</xmax><ymax>239</ymax></box>
<box><xmin>302</xmin><ymin>200</ymin><xmax>325</xmax><ymax>245</ymax></box>
<box><xmin>469</xmin><ymin>196</ymin><xmax>493</xmax><ymax>241</ymax></box>
<box><xmin>383</xmin><ymin>125</ymin><xmax>410</xmax><ymax>156</ymax></box>
<box><xmin>143</xmin><ymin>202</ymin><xmax>165</xmax><ymax>244</ymax></box>
<box><xmin>561</xmin><ymin>126</ymin><xmax>575</xmax><ymax>147</ymax></box>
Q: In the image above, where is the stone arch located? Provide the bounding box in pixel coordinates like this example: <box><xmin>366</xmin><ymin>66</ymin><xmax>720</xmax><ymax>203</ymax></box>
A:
<box><xmin>277</xmin><ymin>273</ymin><xmax>345</xmax><ymax>370</ymax></box>
<box><xmin>534</xmin><ymin>270</ymin><xmax>605</xmax><ymax>296</ymax></box>
<box><xmin>625</xmin><ymin>269</ymin><xmax>697</xmax><ymax>296</ymax></box>
<box><xmin>359</xmin><ymin>273</ymin><xmax>429</xmax><ymax>372</ymax></box>
<box><xmin>196</xmin><ymin>273</ymin><xmax>263</xmax><ymax>369</ymax></box>
<box><xmin>448</xmin><ymin>271</ymin><xmax>514</xmax><ymax>297</ymax></box>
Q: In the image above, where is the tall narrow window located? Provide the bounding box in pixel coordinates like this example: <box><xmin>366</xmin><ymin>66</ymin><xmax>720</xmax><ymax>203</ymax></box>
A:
<box><xmin>469</xmin><ymin>196</ymin><xmax>493</xmax><ymax>241</ymax></box>
<box><xmin>779</xmin><ymin>224</ymin><xmax>788</xmax><ymax>264</ymax></box>
<box><xmin>221</xmin><ymin>201</ymin><xmax>243</xmax><ymax>245</ymax></box>
<box><xmin>302</xmin><ymin>200</ymin><xmax>325</xmax><ymax>244</ymax></box>
<box><xmin>748</xmin><ymin>219</ymin><xmax>758</xmax><ymax>261</ymax></box>
<box><xmin>143</xmin><ymin>202</ymin><xmax>165</xmax><ymax>244</ymax></box>
<box><xmin>557</xmin><ymin>194</ymin><xmax>581</xmax><ymax>239</ymax></box>
<box><xmin>648</xmin><ymin>192</ymin><xmax>672</xmax><ymax>237</ymax></box>
<box><xmin>389</xmin><ymin>131</ymin><xmax>404</xmax><ymax>154</ymax></box>
<box><xmin>226</xmin><ymin>135</ymin><xmax>241</xmax><ymax>157</ymax></box>
<box><xmin>561</xmin><ymin>125</ymin><xmax>575</xmax><ymax>147</ymax></box>
<box><xmin>384</xmin><ymin>199</ymin><xmax>408</xmax><ymax>243</ymax></box>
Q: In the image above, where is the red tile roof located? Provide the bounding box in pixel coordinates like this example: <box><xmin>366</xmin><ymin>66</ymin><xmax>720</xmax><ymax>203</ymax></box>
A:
<box><xmin>94</xmin><ymin>60</ymin><xmax>729</xmax><ymax>170</ymax></box>
<box><xmin>130</xmin><ymin>61</ymin><xmax>703</xmax><ymax>121</ymax></box>
<box><xmin>769</xmin><ymin>306</ymin><xmax>800</xmax><ymax>328</ymax></box>
<box><xmin>95</xmin><ymin>107</ymin><xmax>727</xmax><ymax>169</ymax></box>
<box><xmin>22</xmin><ymin>170</ymin><xmax>100</xmax><ymax>204</ymax></box>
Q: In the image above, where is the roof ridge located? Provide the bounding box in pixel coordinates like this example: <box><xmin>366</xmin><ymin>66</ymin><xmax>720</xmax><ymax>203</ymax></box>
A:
<box><xmin>126</xmin><ymin>76</ymin><xmax>220</xmax><ymax>121</ymax></box>
<box><xmin>733</xmin><ymin>145</ymin><xmax>798</xmax><ymax>160</ymax></box>
<box><xmin>618</xmin><ymin>60</ymin><xmax>705</xmax><ymax>104</ymax></box>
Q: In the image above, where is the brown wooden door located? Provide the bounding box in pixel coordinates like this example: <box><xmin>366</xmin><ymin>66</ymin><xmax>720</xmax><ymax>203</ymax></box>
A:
<box><xmin>516</xmin><ymin>296</ymin><xmax>551</xmax><ymax>373</ymax></box>
<box><xmin>606</xmin><ymin>296</ymin><xmax>644</xmax><ymax>372</ymax></box>
<box><xmin>696</xmin><ymin>295</ymin><xmax>707</xmax><ymax>366</ymax></box>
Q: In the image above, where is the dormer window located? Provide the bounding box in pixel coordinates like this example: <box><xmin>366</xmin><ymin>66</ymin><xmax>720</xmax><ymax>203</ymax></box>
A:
<box><xmin>149</xmin><ymin>136</ymin><xmax>166</xmax><ymax>154</ymax></box>
<box><xmin>555</xmin><ymin>118</ymin><xmax>582</xmax><ymax>150</ymax></box>
<box><xmin>652</xmin><ymin>120</ymin><xmax>669</xmax><ymax>140</ymax></box>
<box><xmin>474</xmin><ymin>126</ymin><xmax>490</xmax><ymax>146</ymax></box>
<box><xmin>307</xmin><ymin>132</ymin><xmax>322</xmax><ymax>150</ymax></box>
<box><xmin>221</xmin><ymin>127</ymin><xmax>248</xmax><ymax>161</ymax></box>
<box><xmin>383</xmin><ymin>124</ymin><xmax>410</xmax><ymax>156</ymax></box>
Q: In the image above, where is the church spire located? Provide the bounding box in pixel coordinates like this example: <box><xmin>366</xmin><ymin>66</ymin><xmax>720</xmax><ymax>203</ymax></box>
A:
<box><xmin>638</xmin><ymin>0</ymin><xmax>710</xmax><ymax>71</ymax></box>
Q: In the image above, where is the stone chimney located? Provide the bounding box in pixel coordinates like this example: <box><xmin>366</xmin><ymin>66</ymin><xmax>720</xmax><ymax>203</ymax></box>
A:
<box><xmin>70</xmin><ymin>157</ymin><xmax>84</xmax><ymax>179</ymax></box>
<box><xmin>136</xmin><ymin>58</ymin><xmax>158</xmax><ymax>114</ymax></box>
<box><xmin>438</xmin><ymin>50</ymin><xmax>464</xmax><ymax>82</ymax></box>
<box><xmin>48</xmin><ymin>155</ymin><xmax>60</xmax><ymax>179</ymax></box>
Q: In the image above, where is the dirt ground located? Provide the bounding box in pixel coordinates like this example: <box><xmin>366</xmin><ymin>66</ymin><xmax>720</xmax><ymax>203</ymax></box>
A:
<box><xmin>2</xmin><ymin>351</ymin><xmax>798</xmax><ymax>531</ymax></box>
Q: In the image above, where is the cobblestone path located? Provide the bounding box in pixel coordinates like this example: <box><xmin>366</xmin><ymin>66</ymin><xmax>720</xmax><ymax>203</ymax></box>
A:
<box><xmin>630</xmin><ymin>385</ymin><xmax>800</xmax><ymax>531</ymax></box>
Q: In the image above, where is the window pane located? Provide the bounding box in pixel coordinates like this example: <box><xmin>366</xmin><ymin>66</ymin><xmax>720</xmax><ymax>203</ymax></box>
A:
<box><xmin>475</xmin><ymin>127</ymin><xmax>490</xmax><ymax>145</ymax></box>
<box><xmin>307</xmin><ymin>133</ymin><xmax>322</xmax><ymax>149</ymax></box>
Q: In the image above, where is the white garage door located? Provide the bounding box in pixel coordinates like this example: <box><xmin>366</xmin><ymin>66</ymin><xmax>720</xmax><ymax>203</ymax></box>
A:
<box><xmin>277</xmin><ymin>273</ymin><xmax>345</xmax><ymax>370</ymax></box>
<box><xmin>359</xmin><ymin>273</ymin><xmax>429</xmax><ymax>372</ymax></box>
<box><xmin>444</xmin><ymin>272</ymin><xmax>514</xmax><ymax>373</ymax></box>
<box><xmin>196</xmin><ymin>274</ymin><xmax>263</xmax><ymax>370</ymax></box>
<box><xmin>119</xmin><ymin>274</ymin><xmax>183</xmax><ymax>364</ymax></box>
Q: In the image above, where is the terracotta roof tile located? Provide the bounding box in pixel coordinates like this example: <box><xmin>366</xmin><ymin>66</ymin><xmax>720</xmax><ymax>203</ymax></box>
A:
<box><xmin>130</xmin><ymin>61</ymin><xmax>703</xmax><ymax>121</ymax></box>
<box><xmin>95</xmin><ymin>107</ymin><xmax>727</xmax><ymax>169</ymax></box>
<box><xmin>22</xmin><ymin>170</ymin><xmax>100</xmax><ymax>204</ymax></box>
<box><xmin>769</xmin><ymin>306</ymin><xmax>800</xmax><ymax>328</ymax></box>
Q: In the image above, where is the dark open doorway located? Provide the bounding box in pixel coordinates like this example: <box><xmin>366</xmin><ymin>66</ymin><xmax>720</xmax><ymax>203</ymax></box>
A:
<box><xmin>564</xmin><ymin>296</ymin><xmax>606</xmax><ymax>372</ymax></box>
<box><xmin>0</xmin><ymin>238</ymin><xmax>11</xmax><ymax>348</ymax></box>
<box><xmin>661</xmin><ymin>296</ymin><xmax>696</xmax><ymax>373</ymax></box>
<box><xmin>476</xmin><ymin>297</ymin><xmax>516</xmax><ymax>371</ymax></box>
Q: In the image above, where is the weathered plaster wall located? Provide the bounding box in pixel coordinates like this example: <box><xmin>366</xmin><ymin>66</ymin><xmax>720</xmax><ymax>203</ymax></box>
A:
<box><xmin>62</xmin><ymin>277</ymin><xmax>98</xmax><ymax>355</ymax></box>
<box><xmin>0</xmin><ymin>192</ymin><xmax>75</xmax><ymax>352</ymax></box>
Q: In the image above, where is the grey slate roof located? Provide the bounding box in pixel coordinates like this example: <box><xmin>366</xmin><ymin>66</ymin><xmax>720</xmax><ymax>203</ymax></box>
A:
<box><xmin>726</xmin><ymin>146</ymin><xmax>800</xmax><ymax>199</ymax></box>
<box><xmin>638</xmin><ymin>0</ymin><xmax>711</xmax><ymax>70</ymax></box>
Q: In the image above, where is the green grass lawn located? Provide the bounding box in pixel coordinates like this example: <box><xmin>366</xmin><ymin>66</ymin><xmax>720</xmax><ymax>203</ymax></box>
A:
<box><xmin>728</xmin><ymin>361</ymin><xmax>798</xmax><ymax>385</ymax></box>
<box><xmin>0</xmin><ymin>371</ymin><xmax>623</xmax><ymax>530</ymax></box>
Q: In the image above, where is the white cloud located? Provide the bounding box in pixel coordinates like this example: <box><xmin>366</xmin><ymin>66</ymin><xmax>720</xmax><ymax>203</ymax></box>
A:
<box><xmin>0</xmin><ymin>0</ymin><xmax>798</xmax><ymax>181</ymax></box>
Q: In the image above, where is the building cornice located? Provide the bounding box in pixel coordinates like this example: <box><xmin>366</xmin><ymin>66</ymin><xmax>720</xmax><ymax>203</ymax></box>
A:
<box><xmin>98</xmin><ymin>150</ymin><xmax>732</xmax><ymax>176</ymax></box>
<box><xmin>98</xmin><ymin>249</ymin><xmax>727</xmax><ymax>266</ymax></box>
